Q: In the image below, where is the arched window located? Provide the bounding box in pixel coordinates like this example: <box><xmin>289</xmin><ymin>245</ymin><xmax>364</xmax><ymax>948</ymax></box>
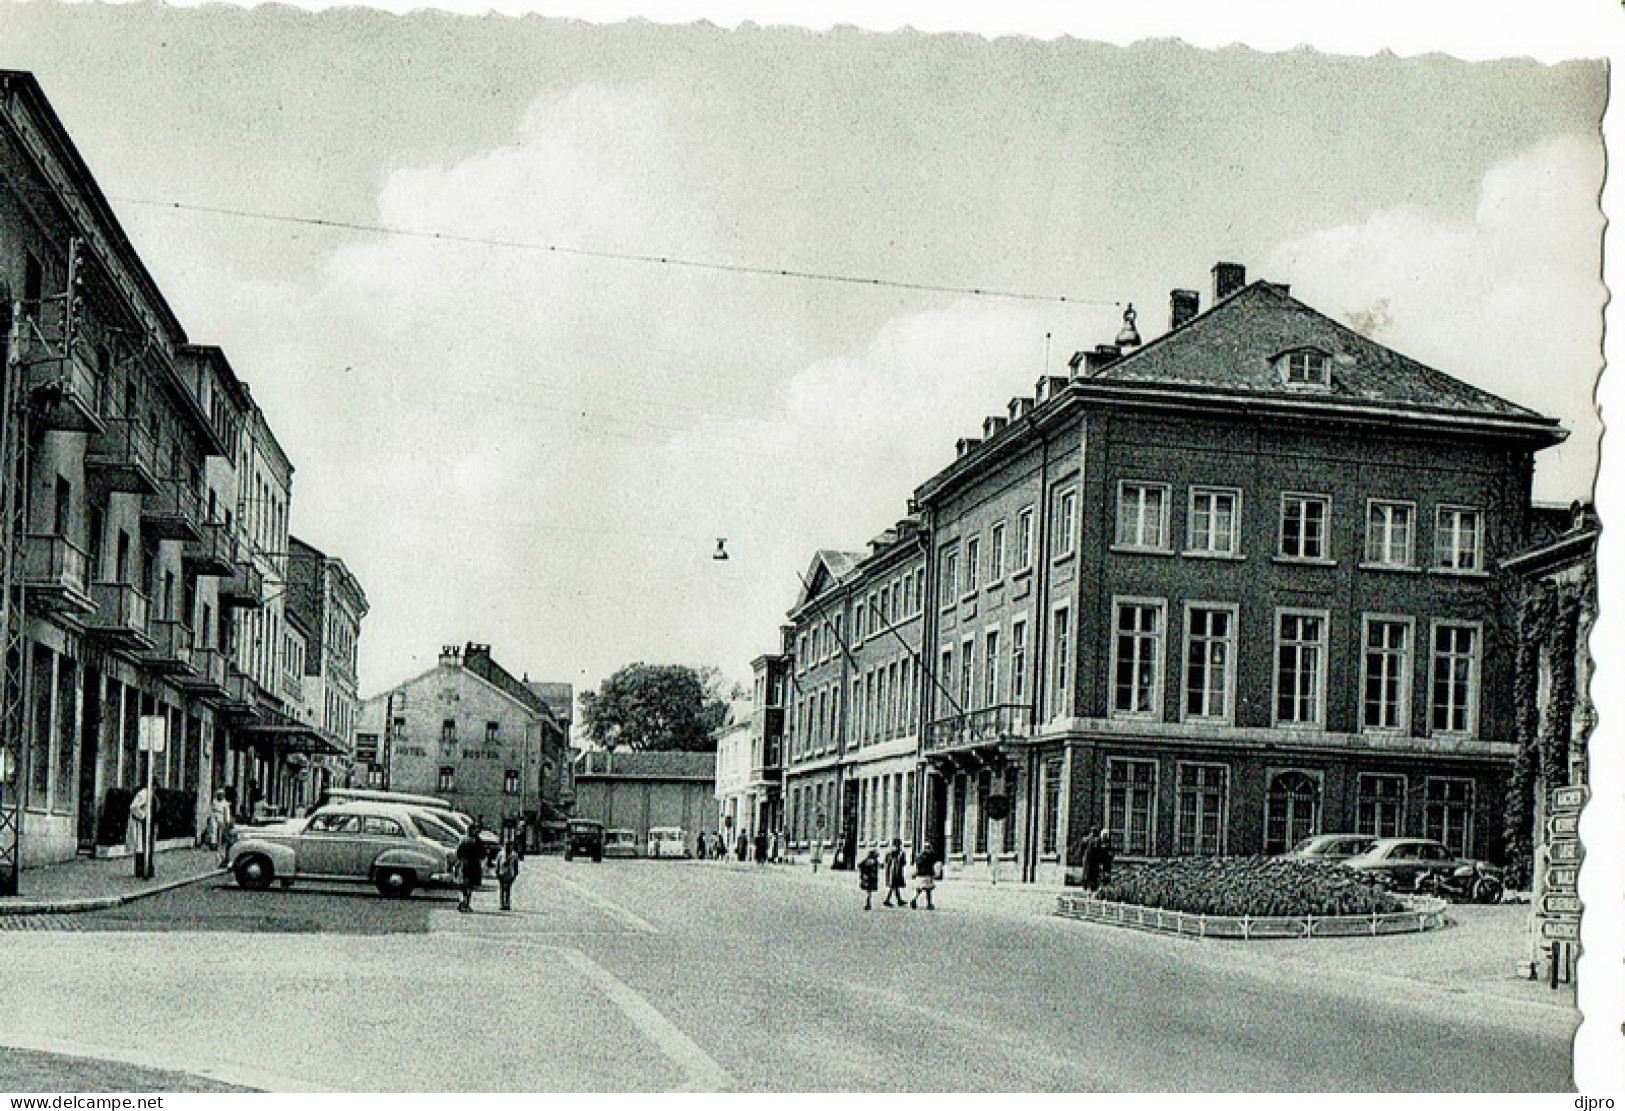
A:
<box><xmin>1264</xmin><ymin>770</ymin><xmax>1321</xmax><ymax>854</ymax></box>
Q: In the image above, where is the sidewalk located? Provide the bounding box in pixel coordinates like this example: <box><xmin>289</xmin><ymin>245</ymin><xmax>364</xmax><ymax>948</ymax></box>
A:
<box><xmin>0</xmin><ymin>846</ymin><xmax>223</xmax><ymax>915</ymax></box>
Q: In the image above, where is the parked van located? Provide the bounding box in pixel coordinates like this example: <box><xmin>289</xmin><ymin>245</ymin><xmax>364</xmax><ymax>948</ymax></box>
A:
<box><xmin>646</xmin><ymin>827</ymin><xmax>689</xmax><ymax>859</ymax></box>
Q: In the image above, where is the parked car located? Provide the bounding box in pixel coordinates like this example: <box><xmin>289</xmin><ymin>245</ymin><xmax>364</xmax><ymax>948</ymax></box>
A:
<box><xmin>564</xmin><ymin>819</ymin><xmax>604</xmax><ymax>862</ymax></box>
<box><xmin>1279</xmin><ymin>834</ymin><xmax>1376</xmax><ymax>862</ymax></box>
<box><xmin>646</xmin><ymin>827</ymin><xmax>689</xmax><ymax>859</ymax></box>
<box><xmin>1342</xmin><ymin>837</ymin><xmax>1504</xmax><ymax>902</ymax></box>
<box><xmin>226</xmin><ymin>802</ymin><xmax>457</xmax><ymax>897</ymax></box>
<box><xmin>604</xmin><ymin>828</ymin><xmax>641</xmax><ymax>858</ymax></box>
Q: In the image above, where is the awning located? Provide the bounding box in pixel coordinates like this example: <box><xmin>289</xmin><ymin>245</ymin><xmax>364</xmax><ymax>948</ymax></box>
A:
<box><xmin>235</xmin><ymin>708</ymin><xmax>346</xmax><ymax>757</ymax></box>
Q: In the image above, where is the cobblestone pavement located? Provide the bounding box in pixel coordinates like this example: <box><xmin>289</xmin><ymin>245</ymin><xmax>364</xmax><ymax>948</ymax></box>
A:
<box><xmin>0</xmin><ymin>1047</ymin><xmax>252</xmax><ymax>1094</ymax></box>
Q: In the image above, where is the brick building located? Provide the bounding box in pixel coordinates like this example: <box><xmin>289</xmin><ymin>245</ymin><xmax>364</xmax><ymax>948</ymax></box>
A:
<box><xmin>765</xmin><ymin>262</ymin><xmax>1567</xmax><ymax>884</ymax></box>
<box><xmin>573</xmin><ymin>749</ymin><xmax>716</xmax><ymax>846</ymax></box>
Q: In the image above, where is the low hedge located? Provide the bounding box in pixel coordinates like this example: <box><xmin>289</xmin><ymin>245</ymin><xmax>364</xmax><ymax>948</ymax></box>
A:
<box><xmin>1096</xmin><ymin>856</ymin><xmax>1407</xmax><ymax>917</ymax></box>
<box><xmin>96</xmin><ymin>786</ymin><xmax>199</xmax><ymax>846</ymax></box>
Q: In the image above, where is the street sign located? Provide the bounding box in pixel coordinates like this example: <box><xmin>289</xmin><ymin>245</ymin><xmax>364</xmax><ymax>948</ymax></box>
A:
<box><xmin>137</xmin><ymin>715</ymin><xmax>167</xmax><ymax>753</ymax></box>
<box><xmin>1551</xmin><ymin>785</ymin><xmax>1587</xmax><ymax>812</ymax></box>
<box><xmin>985</xmin><ymin>794</ymin><xmax>1010</xmax><ymax>822</ymax></box>
<box><xmin>1546</xmin><ymin>867</ymin><xmax>1580</xmax><ymax>893</ymax></box>
<box><xmin>1550</xmin><ymin>839</ymin><xmax>1582</xmax><ymax>864</ymax></box>
<box><xmin>1542</xmin><ymin>894</ymin><xmax>1583</xmax><ymax>917</ymax></box>
<box><xmin>1541</xmin><ymin>919</ymin><xmax>1580</xmax><ymax>942</ymax></box>
<box><xmin>1547</xmin><ymin>813</ymin><xmax>1579</xmax><ymax>838</ymax></box>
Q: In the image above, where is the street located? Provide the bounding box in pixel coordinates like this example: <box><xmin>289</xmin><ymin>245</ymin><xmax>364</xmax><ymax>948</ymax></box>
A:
<box><xmin>0</xmin><ymin>857</ymin><xmax>1574</xmax><ymax>1092</ymax></box>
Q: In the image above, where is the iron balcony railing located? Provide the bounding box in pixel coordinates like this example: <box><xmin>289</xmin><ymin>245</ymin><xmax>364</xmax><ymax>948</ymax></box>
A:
<box><xmin>923</xmin><ymin>702</ymin><xmax>1035</xmax><ymax>755</ymax></box>
<box><xmin>143</xmin><ymin>618</ymin><xmax>196</xmax><ymax>673</ymax></box>
<box><xmin>87</xmin><ymin>581</ymin><xmax>151</xmax><ymax>644</ymax></box>
<box><xmin>86</xmin><ymin>417</ymin><xmax>161</xmax><ymax>494</ymax></box>
<box><xmin>20</xmin><ymin>333</ymin><xmax>103</xmax><ymax>433</ymax></box>
<box><xmin>178</xmin><ymin>646</ymin><xmax>228</xmax><ymax>694</ymax></box>
<box><xmin>183</xmin><ymin>520</ymin><xmax>236</xmax><ymax>576</ymax></box>
<box><xmin>23</xmin><ymin>533</ymin><xmax>90</xmax><ymax>600</ymax></box>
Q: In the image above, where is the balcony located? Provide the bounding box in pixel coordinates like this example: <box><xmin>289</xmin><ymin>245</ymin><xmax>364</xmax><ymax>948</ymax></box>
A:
<box><xmin>924</xmin><ymin>703</ymin><xmax>1035</xmax><ymax>756</ymax></box>
<box><xmin>139</xmin><ymin>618</ymin><xmax>196</xmax><ymax>676</ymax></box>
<box><xmin>183</xmin><ymin>521</ymin><xmax>235</xmax><ymax>577</ymax></box>
<box><xmin>86</xmin><ymin>418</ymin><xmax>160</xmax><ymax>496</ymax></box>
<box><xmin>141</xmin><ymin>479</ymin><xmax>204</xmax><ymax>544</ymax></box>
<box><xmin>23</xmin><ymin>534</ymin><xmax>94</xmax><ymax>616</ymax></box>
<box><xmin>175</xmin><ymin>646</ymin><xmax>228</xmax><ymax>697</ymax></box>
<box><xmin>86</xmin><ymin>582</ymin><xmax>152</xmax><ymax>652</ymax></box>
<box><xmin>217</xmin><ymin>666</ymin><xmax>257</xmax><ymax>715</ymax></box>
<box><xmin>218</xmin><ymin>556</ymin><xmax>264</xmax><ymax>609</ymax></box>
<box><xmin>19</xmin><ymin>336</ymin><xmax>103</xmax><ymax>434</ymax></box>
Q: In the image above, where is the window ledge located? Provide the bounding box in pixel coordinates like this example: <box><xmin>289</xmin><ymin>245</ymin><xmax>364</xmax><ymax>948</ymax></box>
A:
<box><xmin>1051</xmin><ymin>551</ymin><xmax>1077</xmax><ymax>568</ymax></box>
<box><xmin>1359</xmin><ymin>561</ymin><xmax>1420</xmax><ymax>574</ymax></box>
<box><xmin>1272</xmin><ymin>721</ymin><xmax>1328</xmax><ymax>732</ymax></box>
<box><xmin>1180</xmin><ymin>549</ymin><xmax>1244</xmax><ymax>561</ymax></box>
<box><xmin>1271</xmin><ymin>556</ymin><xmax>1337</xmax><ymax>568</ymax></box>
<box><xmin>1428</xmin><ymin>567</ymin><xmax>1490</xmax><ymax>580</ymax></box>
<box><xmin>1182</xmin><ymin>715</ymin><xmax>1235</xmax><ymax>728</ymax></box>
<box><xmin>960</xmin><ymin>590</ymin><xmax>980</xmax><ymax>604</ymax></box>
<box><xmin>1109</xmin><ymin>711</ymin><xmax>1162</xmax><ymax>724</ymax></box>
<box><xmin>984</xmin><ymin>577</ymin><xmax>1005</xmax><ymax>591</ymax></box>
<box><xmin>1110</xmin><ymin>544</ymin><xmax>1175</xmax><ymax>557</ymax></box>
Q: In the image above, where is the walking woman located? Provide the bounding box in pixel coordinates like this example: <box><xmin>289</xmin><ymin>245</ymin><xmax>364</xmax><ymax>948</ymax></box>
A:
<box><xmin>456</xmin><ymin>824</ymin><xmax>485</xmax><ymax>913</ymax></box>
<box><xmin>494</xmin><ymin>840</ymin><xmax>520</xmax><ymax>911</ymax></box>
<box><xmin>858</xmin><ymin>848</ymin><xmax>880</xmax><ymax>910</ymax></box>
<box><xmin>881</xmin><ymin>839</ymin><xmax>908</xmax><ymax>907</ymax></box>
<box><xmin>910</xmin><ymin>840</ymin><xmax>940</xmax><ymax>910</ymax></box>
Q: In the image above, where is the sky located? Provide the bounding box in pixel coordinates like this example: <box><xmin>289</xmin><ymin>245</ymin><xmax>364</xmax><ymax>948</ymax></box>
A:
<box><xmin>0</xmin><ymin>4</ymin><xmax>1607</xmax><ymax>705</ymax></box>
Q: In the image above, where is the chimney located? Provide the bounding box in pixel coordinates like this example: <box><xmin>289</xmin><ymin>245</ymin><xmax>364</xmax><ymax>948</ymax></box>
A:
<box><xmin>1083</xmin><ymin>345</ymin><xmax>1121</xmax><ymax>375</ymax></box>
<box><xmin>1170</xmin><ymin>289</ymin><xmax>1200</xmax><ymax>329</ymax></box>
<box><xmin>982</xmin><ymin>415</ymin><xmax>1008</xmax><ymax>439</ymax></box>
<box><xmin>1212</xmin><ymin>262</ymin><xmax>1246</xmax><ymax>303</ymax></box>
<box><xmin>439</xmin><ymin>644</ymin><xmax>463</xmax><ymax>667</ymax></box>
<box><xmin>464</xmin><ymin>642</ymin><xmax>492</xmax><ymax>665</ymax></box>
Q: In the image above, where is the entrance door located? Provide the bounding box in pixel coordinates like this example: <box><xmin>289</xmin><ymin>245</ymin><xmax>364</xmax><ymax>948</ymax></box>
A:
<box><xmin>837</xmin><ymin>780</ymin><xmax>859</xmax><ymax>870</ymax></box>
<box><xmin>76</xmin><ymin>668</ymin><xmax>103</xmax><ymax>854</ymax></box>
<box><xmin>925</xmin><ymin>770</ymin><xmax>948</xmax><ymax>855</ymax></box>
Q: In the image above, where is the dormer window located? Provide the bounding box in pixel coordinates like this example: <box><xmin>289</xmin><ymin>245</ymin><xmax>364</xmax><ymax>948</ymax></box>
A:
<box><xmin>1278</xmin><ymin>349</ymin><xmax>1332</xmax><ymax>388</ymax></box>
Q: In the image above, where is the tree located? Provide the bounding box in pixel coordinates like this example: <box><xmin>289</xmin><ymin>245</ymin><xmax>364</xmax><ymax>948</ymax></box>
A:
<box><xmin>580</xmin><ymin>663</ymin><xmax>734</xmax><ymax>751</ymax></box>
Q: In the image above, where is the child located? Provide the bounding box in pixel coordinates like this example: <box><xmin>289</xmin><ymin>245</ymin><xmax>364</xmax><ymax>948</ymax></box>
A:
<box><xmin>858</xmin><ymin>848</ymin><xmax>880</xmax><ymax>910</ymax></box>
<box><xmin>495</xmin><ymin>841</ymin><xmax>520</xmax><ymax>911</ymax></box>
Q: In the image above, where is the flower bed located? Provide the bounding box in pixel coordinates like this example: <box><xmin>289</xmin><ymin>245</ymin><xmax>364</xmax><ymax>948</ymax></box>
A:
<box><xmin>1055</xmin><ymin>892</ymin><xmax>1447</xmax><ymax>940</ymax></box>
<box><xmin>1095</xmin><ymin>856</ymin><xmax>1406</xmax><ymax>917</ymax></box>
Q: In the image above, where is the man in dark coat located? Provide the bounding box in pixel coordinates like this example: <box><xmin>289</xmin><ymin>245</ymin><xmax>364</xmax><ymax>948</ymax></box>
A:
<box><xmin>753</xmin><ymin>830</ymin><xmax>768</xmax><ymax>866</ymax></box>
<box><xmin>456</xmin><ymin>823</ymin><xmax>485</xmax><ymax>913</ymax></box>
<box><xmin>1078</xmin><ymin>829</ymin><xmax>1101</xmax><ymax>890</ymax></box>
<box><xmin>881</xmin><ymin>838</ymin><xmax>909</xmax><ymax>907</ymax></box>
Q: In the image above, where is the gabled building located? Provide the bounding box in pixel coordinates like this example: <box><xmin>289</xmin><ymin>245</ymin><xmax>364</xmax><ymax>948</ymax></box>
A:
<box><xmin>912</xmin><ymin>265</ymin><xmax>1566</xmax><ymax>882</ymax></box>
<box><xmin>285</xmin><ymin>535</ymin><xmax>368</xmax><ymax>778</ymax></box>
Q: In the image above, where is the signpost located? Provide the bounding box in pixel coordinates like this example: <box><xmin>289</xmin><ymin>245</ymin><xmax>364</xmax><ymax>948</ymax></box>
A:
<box><xmin>136</xmin><ymin>714</ymin><xmax>166</xmax><ymax>880</ymax></box>
<box><xmin>1532</xmin><ymin>785</ymin><xmax>1586</xmax><ymax>987</ymax></box>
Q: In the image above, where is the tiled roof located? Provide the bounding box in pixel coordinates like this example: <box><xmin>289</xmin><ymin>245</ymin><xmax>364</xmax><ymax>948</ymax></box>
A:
<box><xmin>573</xmin><ymin>749</ymin><xmax>717</xmax><ymax>780</ymax></box>
<box><xmin>817</xmin><ymin>549</ymin><xmax>864</xmax><ymax>581</ymax></box>
<box><xmin>1088</xmin><ymin>282</ymin><xmax>1551</xmax><ymax>422</ymax></box>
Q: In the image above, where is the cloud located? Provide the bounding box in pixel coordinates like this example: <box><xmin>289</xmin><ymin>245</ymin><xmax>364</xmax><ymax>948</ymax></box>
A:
<box><xmin>1263</xmin><ymin>134</ymin><xmax>1604</xmax><ymax>500</ymax></box>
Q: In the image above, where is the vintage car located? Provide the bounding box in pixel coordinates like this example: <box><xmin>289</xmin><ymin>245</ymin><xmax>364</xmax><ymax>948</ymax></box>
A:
<box><xmin>646</xmin><ymin>826</ymin><xmax>689</xmax><ymax>859</ymax></box>
<box><xmin>563</xmin><ymin>819</ymin><xmax>605</xmax><ymax>863</ymax></box>
<box><xmin>226</xmin><ymin>802</ymin><xmax>457</xmax><ymax>897</ymax></box>
<box><xmin>1278</xmin><ymin>834</ymin><xmax>1377</xmax><ymax>862</ymax></box>
<box><xmin>1342</xmin><ymin>837</ymin><xmax>1505</xmax><ymax>902</ymax></box>
<box><xmin>603</xmin><ymin>828</ymin><xmax>641</xmax><ymax>858</ymax></box>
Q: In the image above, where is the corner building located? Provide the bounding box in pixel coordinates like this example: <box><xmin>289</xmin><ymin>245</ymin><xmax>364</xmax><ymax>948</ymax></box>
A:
<box><xmin>912</xmin><ymin>266</ymin><xmax>1565</xmax><ymax>883</ymax></box>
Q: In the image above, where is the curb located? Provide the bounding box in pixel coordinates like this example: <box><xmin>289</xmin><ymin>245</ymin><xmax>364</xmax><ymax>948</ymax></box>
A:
<box><xmin>0</xmin><ymin>866</ymin><xmax>225</xmax><ymax>916</ymax></box>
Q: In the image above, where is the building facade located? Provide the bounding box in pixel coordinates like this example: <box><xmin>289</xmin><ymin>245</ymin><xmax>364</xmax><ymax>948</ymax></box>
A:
<box><xmin>0</xmin><ymin>71</ymin><xmax>365</xmax><ymax>883</ymax></box>
<box><xmin>360</xmin><ymin>643</ymin><xmax>570</xmax><ymax>835</ymax></box>
<box><xmin>572</xmin><ymin>749</ymin><xmax>716</xmax><ymax>846</ymax></box>
<box><xmin>762</xmin><ymin>262</ymin><xmax>1567</xmax><ymax>885</ymax></box>
<box><xmin>286</xmin><ymin>534</ymin><xmax>369</xmax><ymax>775</ymax></box>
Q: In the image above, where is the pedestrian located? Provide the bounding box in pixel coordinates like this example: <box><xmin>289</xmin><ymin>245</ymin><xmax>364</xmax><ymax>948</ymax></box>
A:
<box><xmin>753</xmin><ymin>830</ymin><xmax>768</xmax><ymax>866</ymax></box>
<box><xmin>126</xmin><ymin>785</ymin><xmax>152</xmax><ymax>879</ymax></box>
<box><xmin>1096</xmin><ymin>829</ymin><xmax>1116</xmax><ymax>888</ymax></box>
<box><xmin>858</xmin><ymin>848</ymin><xmax>880</xmax><ymax>910</ymax></box>
<box><xmin>494</xmin><ymin>840</ymin><xmax>520</xmax><ymax>911</ymax></box>
<box><xmin>769</xmin><ymin>828</ymin><xmax>782</xmax><ymax>863</ymax></box>
<box><xmin>810</xmin><ymin>837</ymin><xmax>824</xmax><ymax>873</ymax></box>
<box><xmin>910</xmin><ymin>840</ymin><xmax>940</xmax><ymax>910</ymax></box>
<box><xmin>712</xmin><ymin>831</ymin><xmax>726</xmax><ymax>860</ymax></box>
<box><xmin>1079</xmin><ymin>828</ymin><xmax>1101</xmax><ymax>891</ymax></box>
<box><xmin>695</xmin><ymin>830</ymin><xmax>708</xmax><ymax>860</ymax></box>
<box><xmin>736</xmin><ymin>830</ymin><xmax>748</xmax><ymax>862</ymax></box>
<box><xmin>209</xmin><ymin>788</ymin><xmax>234</xmax><ymax>866</ymax></box>
<box><xmin>882</xmin><ymin>838</ymin><xmax>908</xmax><ymax>906</ymax></box>
<box><xmin>456</xmin><ymin>823</ymin><xmax>485</xmax><ymax>913</ymax></box>
<box><xmin>222</xmin><ymin>782</ymin><xmax>238</xmax><ymax>824</ymax></box>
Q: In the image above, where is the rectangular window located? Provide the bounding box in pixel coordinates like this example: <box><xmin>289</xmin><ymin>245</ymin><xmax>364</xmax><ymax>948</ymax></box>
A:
<box><xmin>1424</xmin><ymin>778</ymin><xmax>1475</xmax><ymax>855</ymax></box>
<box><xmin>983</xmin><ymin>630</ymin><xmax>1000</xmax><ymax>707</ymax></box>
<box><xmin>959</xmin><ymin>638</ymin><xmax>975</xmax><ymax>707</ymax></box>
<box><xmin>1362</xmin><ymin>618</ymin><xmax>1413</xmax><ymax>732</ymax></box>
<box><xmin>1041</xmin><ymin>755</ymin><xmax>1063</xmax><ymax>855</ymax></box>
<box><xmin>1001</xmin><ymin>765</ymin><xmax>1019</xmax><ymax>853</ymax></box>
<box><xmin>965</xmin><ymin>536</ymin><xmax>981</xmax><ymax>593</ymax></box>
<box><xmin>1052</xmin><ymin>486</ymin><xmax>1079</xmax><ymax>556</ymax></box>
<box><xmin>1106</xmin><ymin>758</ymin><xmax>1157</xmax><ymax>857</ymax></box>
<box><xmin>950</xmin><ymin>773</ymin><xmax>967</xmax><ymax>855</ymax></box>
<box><xmin>854</xmin><ymin>603</ymin><xmax>865</xmax><ymax>641</ymax></box>
<box><xmin>485</xmin><ymin>721</ymin><xmax>499</xmax><ymax>743</ymax></box>
<box><xmin>1435</xmin><ymin>507</ymin><xmax>1483</xmax><ymax>572</ymax></box>
<box><xmin>1187</xmin><ymin>487</ymin><xmax>1240</xmax><ymax>556</ymax></box>
<box><xmin>1016</xmin><ymin>507</ymin><xmax>1035</xmax><ymax>569</ymax></box>
<box><xmin>438</xmin><ymin>767</ymin><xmax>455</xmax><ymax>792</ymax></box>
<box><xmin>1356</xmin><ymin>774</ymin><xmax>1407</xmax><ymax>839</ymax></box>
<box><xmin>973</xmin><ymin>769</ymin><xmax>991</xmax><ymax>854</ymax></box>
<box><xmin>939</xmin><ymin>544</ymin><xmax>959</xmax><ymax>607</ymax></box>
<box><xmin>939</xmin><ymin>648</ymin><xmax>954</xmax><ymax>714</ymax></box>
<box><xmin>1274</xmin><ymin>611</ymin><xmax>1328</xmax><ymax>727</ymax></box>
<box><xmin>990</xmin><ymin>521</ymin><xmax>1007</xmax><ymax>581</ymax></box>
<box><xmin>1279</xmin><ymin>494</ymin><xmax>1331</xmax><ymax>561</ymax></box>
<box><xmin>1365</xmin><ymin>500</ymin><xmax>1415</xmax><ymax>567</ymax></box>
<box><xmin>1051</xmin><ymin>606</ymin><xmax>1071</xmax><ymax>713</ymax></box>
<box><xmin>503</xmin><ymin>769</ymin><xmax>519</xmax><ymax>795</ymax></box>
<box><xmin>441</xmin><ymin>719</ymin><xmax>456</xmax><ymax>744</ymax></box>
<box><xmin>1183</xmin><ymin>605</ymin><xmax>1235</xmax><ymax>722</ymax></box>
<box><xmin>1010</xmin><ymin>619</ymin><xmax>1028</xmax><ymax>704</ymax></box>
<box><xmin>1116</xmin><ymin>483</ymin><xmax>1169</xmax><ymax>550</ymax></box>
<box><xmin>1282</xmin><ymin>350</ymin><xmax>1331</xmax><ymax>386</ymax></box>
<box><xmin>1176</xmin><ymin>763</ymin><xmax>1228</xmax><ymax>856</ymax></box>
<box><xmin>1430</xmin><ymin>623</ymin><xmax>1480</xmax><ymax>735</ymax></box>
<box><xmin>1111</xmin><ymin>600</ymin><xmax>1164</xmax><ymax>718</ymax></box>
